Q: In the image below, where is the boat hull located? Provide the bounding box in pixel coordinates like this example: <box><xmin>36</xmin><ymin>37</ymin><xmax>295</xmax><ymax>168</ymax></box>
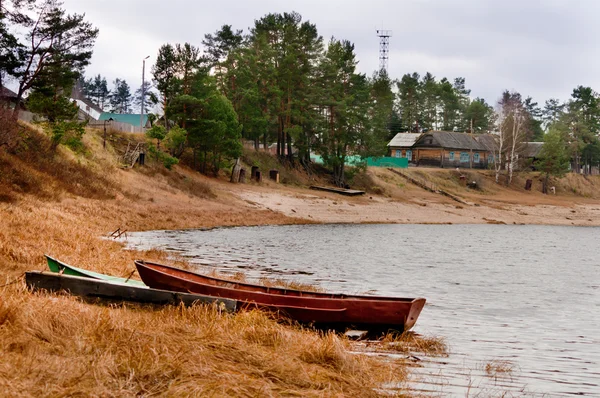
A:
<box><xmin>135</xmin><ymin>260</ymin><xmax>425</xmax><ymax>332</ymax></box>
<box><xmin>46</xmin><ymin>255</ymin><xmax>146</xmax><ymax>287</ymax></box>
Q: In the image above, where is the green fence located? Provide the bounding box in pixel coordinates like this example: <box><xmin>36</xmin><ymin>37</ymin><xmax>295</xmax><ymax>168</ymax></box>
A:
<box><xmin>310</xmin><ymin>155</ymin><xmax>408</xmax><ymax>168</ymax></box>
<box><xmin>365</xmin><ymin>157</ymin><xmax>408</xmax><ymax>168</ymax></box>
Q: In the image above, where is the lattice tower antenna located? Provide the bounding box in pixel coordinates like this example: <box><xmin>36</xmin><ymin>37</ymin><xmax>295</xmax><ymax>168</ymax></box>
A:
<box><xmin>376</xmin><ymin>29</ymin><xmax>392</xmax><ymax>72</ymax></box>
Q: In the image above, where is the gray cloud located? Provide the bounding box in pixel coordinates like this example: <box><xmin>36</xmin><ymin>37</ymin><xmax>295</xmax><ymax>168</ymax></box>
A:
<box><xmin>63</xmin><ymin>0</ymin><xmax>599</xmax><ymax>106</ymax></box>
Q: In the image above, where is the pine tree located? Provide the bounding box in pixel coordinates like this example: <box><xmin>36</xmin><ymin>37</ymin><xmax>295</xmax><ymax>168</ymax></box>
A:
<box><xmin>152</xmin><ymin>44</ymin><xmax>179</xmax><ymax>125</ymax></box>
<box><xmin>202</xmin><ymin>24</ymin><xmax>243</xmax><ymax>94</ymax></box>
<box><xmin>420</xmin><ymin>72</ymin><xmax>439</xmax><ymax>131</ymax></box>
<box><xmin>175</xmin><ymin>43</ymin><xmax>202</xmax><ymax>95</ymax></box>
<box><xmin>453</xmin><ymin>77</ymin><xmax>471</xmax><ymax>131</ymax></box>
<box><xmin>396</xmin><ymin>73</ymin><xmax>421</xmax><ymax>132</ymax></box>
<box><xmin>109</xmin><ymin>78</ymin><xmax>132</xmax><ymax>114</ymax></box>
<box><xmin>542</xmin><ymin>98</ymin><xmax>564</xmax><ymax>129</ymax></box>
<box><xmin>536</xmin><ymin>127</ymin><xmax>570</xmax><ymax>193</ymax></box>
<box><xmin>524</xmin><ymin>97</ymin><xmax>544</xmax><ymax>141</ymax></box>
<box><xmin>369</xmin><ymin>70</ymin><xmax>395</xmax><ymax>155</ymax></box>
<box><xmin>570</xmin><ymin>86</ymin><xmax>600</xmax><ymax>135</ymax></box>
<box><xmin>0</xmin><ymin>0</ymin><xmax>31</xmax><ymax>91</ymax></box>
<box><xmin>10</xmin><ymin>0</ymin><xmax>98</xmax><ymax>118</ymax></box>
<box><xmin>438</xmin><ymin>78</ymin><xmax>460</xmax><ymax>131</ymax></box>
<box><xmin>134</xmin><ymin>81</ymin><xmax>156</xmax><ymax>114</ymax></box>
<box><xmin>465</xmin><ymin>98</ymin><xmax>494</xmax><ymax>133</ymax></box>
<box><xmin>316</xmin><ymin>39</ymin><xmax>372</xmax><ymax>186</ymax></box>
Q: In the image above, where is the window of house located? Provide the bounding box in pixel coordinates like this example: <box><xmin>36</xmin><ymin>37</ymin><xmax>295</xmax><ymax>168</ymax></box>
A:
<box><xmin>407</xmin><ymin>150</ymin><xmax>412</xmax><ymax>161</ymax></box>
<box><xmin>460</xmin><ymin>152</ymin><xmax>470</xmax><ymax>163</ymax></box>
<box><xmin>488</xmin><ymin>154</ymin><xmax>494</xmax><ymax>163</ymax></box>
<box><xmin>395</xmin><ymin>150</ymin><xmax>400</xmax><ymax>158</ymax></box>
<box><xmin>449</xmin><ymin>152</ymin><xmax>455</xmax><ymax>161</ymax></box>
<box><xmin>474</xmin><ymin>153</ymin><xmax>480</xmax><ymax>162</ymax></box>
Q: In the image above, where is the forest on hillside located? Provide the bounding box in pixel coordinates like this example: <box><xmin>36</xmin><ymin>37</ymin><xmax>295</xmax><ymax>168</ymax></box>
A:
<box><xmin>2</xmin><ymin>1</ymin><xmax>600</xmax><ymax>186</ymax></box>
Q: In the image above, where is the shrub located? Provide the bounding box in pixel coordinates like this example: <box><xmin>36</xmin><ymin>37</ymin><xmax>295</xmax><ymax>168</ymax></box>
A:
<box><xmin>147</xmin><ymin>143</ymin><xmax>179</xmax><ymax>170</ymax></box>
<box><xmin>164</xmin><ymin>126</ymin><xmax>187</xmax><ymax>157</ymax></box>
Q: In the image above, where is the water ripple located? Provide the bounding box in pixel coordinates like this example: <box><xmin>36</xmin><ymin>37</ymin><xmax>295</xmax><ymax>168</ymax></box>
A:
<box><xmin>127</xmin><ymin>224</ymin><xmax>600</xmax><ymax>397</ymax></box>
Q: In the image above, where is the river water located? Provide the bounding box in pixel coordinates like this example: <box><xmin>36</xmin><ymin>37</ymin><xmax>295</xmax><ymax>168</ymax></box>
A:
<box><xmin>126</xmin><ymin>224</ymin><xmax>600</xmax><ymax>397</ymax></box>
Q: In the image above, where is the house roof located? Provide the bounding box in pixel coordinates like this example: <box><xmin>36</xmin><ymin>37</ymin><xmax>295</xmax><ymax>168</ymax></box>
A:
<box><xmin>99</xmin><ymin>112</ymin><xmax>148</xmax><ymax>127</ymax></box>
<box><xmin>522</xmin><ymin>142</ymin><xmax>544</xmax><ymax>158</ymax></box>
<box><xmin>0</xmin><ymin>86</ymin><xmax>18</xmax><ymax>99</ymax></box>
<box><xmin>414</xmin><ymin>131</ymin><xmax>487</xmax><ymax>151</ymax></box>
<box><xmin>78</xmin><ymin>98</ymin><xmax>103</xmax><ymax>115</ymax></box>
<box><xmin>388</xmin><ymin>133</ymin><xmax>421</xmax><ymax>147</ymax></box>
<box><xmin>476</xmin><ymin>133</ymin><xmax>499</xmax><ymax>151</ymax></box>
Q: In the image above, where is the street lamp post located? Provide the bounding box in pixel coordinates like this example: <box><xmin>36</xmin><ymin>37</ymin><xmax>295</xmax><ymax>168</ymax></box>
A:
<box><xmin>141</xmin><ymin>55</ymin><xmax>150</xmax><ymax>130</ymax></box>
<box><xmin>103</xmin><ymin>117</ymin><xmax>114</xmax><ymax>149</ymax></box>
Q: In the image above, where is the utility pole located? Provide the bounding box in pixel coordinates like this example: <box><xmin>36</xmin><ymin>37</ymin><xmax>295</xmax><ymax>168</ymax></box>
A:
<box><xmin>141</xmin><ymin>55</ymin><xmax>150</xmax><ymax>130</ymax></box>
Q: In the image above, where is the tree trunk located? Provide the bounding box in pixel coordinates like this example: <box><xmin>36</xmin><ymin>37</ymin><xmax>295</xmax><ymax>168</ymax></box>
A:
<box><xmin>286</xmin><ymin>132</ymin><xmax>293</xmax><ymax>162</ymax></box>
<box><xmin>263</xmin><ymin>132</ymin><xmax>267</xmax><ymax>153</ymax></box>
<box><xmin>11</xmin><ymin>90</ymin><xmax>24</xmax><ymax>120</ymax></box>
<box><xmin>277</xmin><ymin>116</ymin><xmax>282</xmax><ymax>158</ymax></box>
<box><xmin>163</xmin><ymin>94</ymin><xmax>170</xmax><ymax>132</ymax></box>
<box><xmin>230</xmin><ymin>158</ymin><xmax>241</xmax><ymax>183</ymax></box>
<box><xmin>508</xmin><ymin>155</ymin><xmax>514</xmax><ymax>186</ymax></box>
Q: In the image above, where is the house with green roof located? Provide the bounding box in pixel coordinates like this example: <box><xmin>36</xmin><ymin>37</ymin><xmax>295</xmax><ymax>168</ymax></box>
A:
<box><xmin>99</xmin><ymin>113</ymin><xmax>150</xmax><ymax>130</ymax></box>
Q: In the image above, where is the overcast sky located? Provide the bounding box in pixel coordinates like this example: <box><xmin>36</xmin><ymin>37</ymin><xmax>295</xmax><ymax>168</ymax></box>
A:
<box><xmin>61</xmin><ymin>0</ymin><xmax>599</xmax><ymax>107</ymax></box>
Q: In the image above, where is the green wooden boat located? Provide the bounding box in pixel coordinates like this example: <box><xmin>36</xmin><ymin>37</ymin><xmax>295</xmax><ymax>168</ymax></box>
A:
<box><xmin>45</xmin><ymin>255</ymin><xmax>147</xmax><ymax>287</ymax></box>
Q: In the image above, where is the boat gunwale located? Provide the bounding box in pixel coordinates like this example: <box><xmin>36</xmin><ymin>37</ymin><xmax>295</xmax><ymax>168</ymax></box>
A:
<box><xmin>46</xmin><ymin>254</ymin><xmax>146</xmax><ymax>287</ymax></box>
<box><xmin>135</xmin><ymin>260</ymin><xmax>425</xmax><ymax>305</ymax></box>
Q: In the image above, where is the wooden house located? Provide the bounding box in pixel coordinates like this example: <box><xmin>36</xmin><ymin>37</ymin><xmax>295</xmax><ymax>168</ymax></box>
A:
<box><xmin>411</xmin><ymin>131</ymin><xmax>491</xmax><ymax>169</ymax></box>
<box><xmin>388</xmin><ymin>133</ymin><xmax>421</xmax><ymax>162</ymax></box>
<box><xmin>475</xmin><ymin>136</ymin><xmax>544</xmax><ymax>170</ymax></box>
<box><xmin>74</xmin><ymin>97</ymin><xmax>104</xmax><ymax>121</ymax></box>
<box><xmin>0</xmin><ymin>86</ymin><xmax>24</xmax><ymax>110</ymax></box>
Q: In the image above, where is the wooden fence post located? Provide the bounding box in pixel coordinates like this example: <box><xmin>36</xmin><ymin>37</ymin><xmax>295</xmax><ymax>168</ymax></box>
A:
<box><xmin>230</xmin><ymin>158</ymin><xmax>241</xmax><ymax>183</ymax></box>
<box><xmin>269</xmin><ymin>169</ymin><xmax>280</xmax><ymax>183</ymax></box>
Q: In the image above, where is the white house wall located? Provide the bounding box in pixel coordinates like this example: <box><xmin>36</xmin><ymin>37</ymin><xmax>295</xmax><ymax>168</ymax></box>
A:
<box><xmin>74</xmin><ymin>99</ymin><xmax>102</xmax><ymax>120</ymax></box>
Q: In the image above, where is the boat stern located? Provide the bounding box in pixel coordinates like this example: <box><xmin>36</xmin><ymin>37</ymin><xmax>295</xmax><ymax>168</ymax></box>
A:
<box><xmin>404</xmin><ymin>297</ymin><xmax>426</xmax><ymax>331</ymax></box>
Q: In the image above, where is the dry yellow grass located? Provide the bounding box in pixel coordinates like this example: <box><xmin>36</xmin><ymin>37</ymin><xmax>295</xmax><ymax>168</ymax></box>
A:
<box><xmin>483</xmin><ymin>360</ymin><xmax>515</xmax><ymax>377</ymax></box>
<box><xmin>377</xmin><ymin>332</ymin><xmax>448</xmax><ymax>356</ymax></box>
<box><xmin>1</xmin><ymin>283</ymin><xmax>407</xmax><ymax>397</ymax></box>
<box><xmin>0</xmin><ymin>126</ymin><xmax>411</xmax><ymax>396</ymax></box>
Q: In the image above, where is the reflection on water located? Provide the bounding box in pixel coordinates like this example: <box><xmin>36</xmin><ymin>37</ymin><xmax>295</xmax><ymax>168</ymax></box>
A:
<box><xmin>126</xmin><ymin>224</ymin><xmax>600</xmax><ymax>397</ymax></box>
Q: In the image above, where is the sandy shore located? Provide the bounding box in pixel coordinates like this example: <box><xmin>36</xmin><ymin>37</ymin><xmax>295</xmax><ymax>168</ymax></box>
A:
<box><xmin>232</xmin><ymin>183</ymin><xmax>600</xmax><ymax>227</ymax></box>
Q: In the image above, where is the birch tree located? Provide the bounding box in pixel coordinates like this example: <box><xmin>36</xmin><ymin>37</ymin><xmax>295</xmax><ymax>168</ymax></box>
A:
<box><xmin>497</xmin><ymin>91</ymin><xmax>528</xmax><ymax>184</ymax></box>
<box><xmin>492</xmin><ymin>111</ymin><xmax>505</xmax><ymax>184</ymax></box>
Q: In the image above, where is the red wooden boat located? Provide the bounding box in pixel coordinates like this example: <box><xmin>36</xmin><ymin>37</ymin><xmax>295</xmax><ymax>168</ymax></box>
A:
<box><xmin>134</xmin><ymin>260</ymin><xmax>426</xmax><ymax>332</ymax></box>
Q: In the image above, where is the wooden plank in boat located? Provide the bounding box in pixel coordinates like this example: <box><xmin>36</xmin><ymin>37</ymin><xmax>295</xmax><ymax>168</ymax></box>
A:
<box><xmin>25</xmin><ymin>271</ymin><xmax>236</xmax><ymax>311</ymax></box>
<box><xmin>309</xmin><ymin>186</ymin><xmax>365</xmax><ymax>196</ymax></box>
